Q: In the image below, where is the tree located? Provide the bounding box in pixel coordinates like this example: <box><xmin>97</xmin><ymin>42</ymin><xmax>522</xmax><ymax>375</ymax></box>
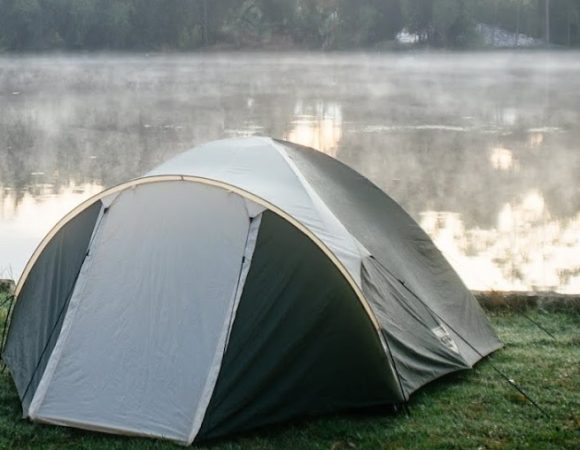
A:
<box><xmin>330</xmin><ymin>0</ymin><xmax>402</xmax><ymax>48</ymax></box>
<box><xmin>400</xmin><ymin>0</ymin><xmax>433</xmax><ymax>42</ymax></box>
<box><xmin>49</xmin><ymin>0</ymin><xmax>95</xmax><ymax>50</ymax></box>
<box><xmin>0</xmin><ymin>0</ymin><xmax>46</xmax><ymax>50</ymax></box>
<box><xmin>400</xmin><ymin>0</ymin><xmax>475</xmax><ymax>46</ymax></box>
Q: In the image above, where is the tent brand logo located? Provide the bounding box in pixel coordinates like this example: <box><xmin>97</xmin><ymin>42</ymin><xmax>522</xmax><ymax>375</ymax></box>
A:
<box><xmin>431</xmin><ymin>325</ymin><xmax>459</xmax><ymax>354</ymax></box>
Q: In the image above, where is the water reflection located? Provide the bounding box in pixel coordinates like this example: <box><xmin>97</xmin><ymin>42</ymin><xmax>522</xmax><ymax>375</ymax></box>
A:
<box><xmin>285</xmin><ymin>100</ymin><xmax>342</xmax><ymax>156</ymax></box>
<box><xmin>421</xmin><ymin>191</ymin><xmax>580</xmax><ymax>293</ymax></box>
<box><xmin>489</xmin><ymin>147</ymin><xmax>514</xmax><ymax>170</ymax></box>
<box><xmin>0</xmin><ymin>182</ymin><xmax>103</xmax><ymax>279</ymax></box>
<box><xmin>489</xmin><ymin>147</ymin><xmax>515</xmax><ymax>171</ymax></box>
<box><xmin>0</xmin><ymin>52</ymin><xmax>579</xmax><ymax>292</ymax></box>
<box><xmin>529</xmin><ymin>132</ymin><xmax>543</xmax><ymax>148</ymax></box>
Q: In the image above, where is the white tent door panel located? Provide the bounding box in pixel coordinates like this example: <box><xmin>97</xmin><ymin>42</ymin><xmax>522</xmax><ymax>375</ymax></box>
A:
<box><xmin>29</xmin><ymin>182</ymin><xmax>254</xmax><ymax>443</ymax></box>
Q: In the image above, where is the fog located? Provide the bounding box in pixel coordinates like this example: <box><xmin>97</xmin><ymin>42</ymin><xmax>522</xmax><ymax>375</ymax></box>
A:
<box><xmin>1</xmin><ymin>51</ymin><xmax>579</xmax><ymax>292</ymax></box>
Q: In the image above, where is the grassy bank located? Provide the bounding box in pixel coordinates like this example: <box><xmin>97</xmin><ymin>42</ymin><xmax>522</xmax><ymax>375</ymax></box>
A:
<box><xmin>0</xmin><ymin>293</ymin><xmax>578</xmax><ymax>449</ymax></box>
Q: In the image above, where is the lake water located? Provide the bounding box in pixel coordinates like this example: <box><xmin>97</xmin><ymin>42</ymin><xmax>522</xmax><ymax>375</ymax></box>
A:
<box><xmin>1</xmin><ymin>52</ymin><xmax>579</xmax><ymax>293</ymax></box>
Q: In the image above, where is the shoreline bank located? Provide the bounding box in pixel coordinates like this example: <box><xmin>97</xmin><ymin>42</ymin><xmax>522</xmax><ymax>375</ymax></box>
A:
<box><xmin>1</xmin><ymin>279</ymin><xmax>578</xmax><ymax>311</ymax></box>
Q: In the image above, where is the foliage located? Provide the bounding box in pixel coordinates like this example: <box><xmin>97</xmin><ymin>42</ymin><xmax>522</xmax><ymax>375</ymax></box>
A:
<box><xmin>401</xmin><ymin>0</ymin><xmax>476</xmax><ymax>46</ymax></box>
<box><xmin>474</xmin><ymin>0</ymin><xmax>580</xmax><ymax>46</ymax></box>
<box><xmin>0</xmin><ymin>0</ymin><xmax>579</xmax><ymax>51</ymax></box>
<box><xmin>0</xmin><ymin>305</ymin><xmax>578</xmax><ymax>449</ymax></box>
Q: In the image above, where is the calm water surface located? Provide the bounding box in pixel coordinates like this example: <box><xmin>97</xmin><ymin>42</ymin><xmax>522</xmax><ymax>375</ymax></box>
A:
<box><xmin>1</xmin><ymin>52</ymin><xmax>579</xmax><ymax>292</ymax></box>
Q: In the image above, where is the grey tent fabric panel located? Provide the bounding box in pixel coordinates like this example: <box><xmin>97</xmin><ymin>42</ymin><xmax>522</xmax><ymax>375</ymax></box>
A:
<box><xmin>146</xmin><ymin>137</ymin><xmax>365</xmax><ymax>287</ymax></box>
<box><xmin>361</xmin><ymin>258</ymin><xmax>468</xmax><ymax>397</ymax></box>
<box><xmin>198</xmin><ymin>211</ymin><xmax>401</xmax><ymax>441</ymax></box>
<box><xmin>281</xmin><ymin>141</ymin><xmax>502</xmax><ymax>364</ymax></box>
<box><xmin>2</xmin><ymin>200</ymin><xmax>102</xmax><ymax>413</ymax></box>
<box><xmin>28</xmin><ymin>182</ymin><xmax>253</xmax><ymax>444</ymax></box>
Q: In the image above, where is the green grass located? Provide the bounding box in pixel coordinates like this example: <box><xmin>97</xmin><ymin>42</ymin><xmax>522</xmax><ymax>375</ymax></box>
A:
<box><xmin>1</xmin><ymin>292</ymin><xmax>578</xmax><ymax>449</ymax></box>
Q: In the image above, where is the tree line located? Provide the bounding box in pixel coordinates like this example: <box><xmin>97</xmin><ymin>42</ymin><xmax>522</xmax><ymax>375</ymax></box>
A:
<box><xmin>0</xmin><ymin>0</ymin><xmax>579</xmax><ymax>51</ymax></box>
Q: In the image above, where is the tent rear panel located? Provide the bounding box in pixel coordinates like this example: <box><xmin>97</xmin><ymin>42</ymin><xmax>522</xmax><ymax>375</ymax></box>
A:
<box><xmin>281</xmin><ymin>141</ymin><xmax>502</xmax><ymax>369</ymax></box>
<box><xmin>28</xmin><ymin>182</ymin><xmax>254</xmax><ymax>443</ymax></box>
<box><xmin>3</xmin><ymin>200</ymin><xmax>102</xmax><ymax>412</ymax></box>
<box><xmin>198</xmin><ymin>211</ymin><xmax>400</xmax><ymax>440</ymax></box>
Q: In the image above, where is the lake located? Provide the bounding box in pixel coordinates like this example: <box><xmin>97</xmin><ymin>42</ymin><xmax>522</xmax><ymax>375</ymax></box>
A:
<box><xmin>1</xmin><ymin>51</ymin><xmax>579</xmax><ymax>293</ymax></box>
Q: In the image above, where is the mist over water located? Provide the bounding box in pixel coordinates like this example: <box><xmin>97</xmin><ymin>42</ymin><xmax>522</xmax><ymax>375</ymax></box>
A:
<box><xmin>1</xmin><ymin>52</ymin><xmax>579</xmax><ymax>292</ymax></box>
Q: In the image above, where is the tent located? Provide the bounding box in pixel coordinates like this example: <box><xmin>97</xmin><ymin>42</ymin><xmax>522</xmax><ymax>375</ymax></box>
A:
<box><xmin>2</xmin><ymin>137</ymin><xmax>501</xmax><ymax>445</ymax></box>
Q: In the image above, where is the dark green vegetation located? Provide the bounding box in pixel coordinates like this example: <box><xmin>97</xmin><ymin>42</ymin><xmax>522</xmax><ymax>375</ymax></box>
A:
<box><xmin>1</xmin><ymin>0</ymin><xmax>579</xmax><ymax>52</ymax></box>
<box><xmin>1</xmin><ymin>291</ymin><xmax>578</xmax><ymax>449</ymax></box>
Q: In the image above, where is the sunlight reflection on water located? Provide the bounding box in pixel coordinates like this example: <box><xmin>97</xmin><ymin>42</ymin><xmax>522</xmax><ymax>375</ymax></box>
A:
<box><xmin>0</xmin><ymin>183</ymin><xmax>104</xmax><ymax>280</ymax></box>
<box><xmin>1</xmin><ymin>52</ymin><xmax>579</xmax><ymax>292</ymax></box>
<box><xmin>285</xmin><ymin>101</ymin><xmax>342</xmax><ymax>157</ymax></box>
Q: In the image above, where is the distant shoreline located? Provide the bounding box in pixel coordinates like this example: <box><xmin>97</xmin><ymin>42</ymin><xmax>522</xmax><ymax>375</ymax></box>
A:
<box><xmin>1</xmin><ymin>47</ymin><xmax>580</xmax><ymax>62</ymax></box>
<box><xmin>2</xmin><ymin>45</ymin><xmax>579</xmax><ymax>56</ymax></box>
<box><xmin>475</xmin><ymin>291</ymin><xmax>580</xmax><ymax>312</ymax></box>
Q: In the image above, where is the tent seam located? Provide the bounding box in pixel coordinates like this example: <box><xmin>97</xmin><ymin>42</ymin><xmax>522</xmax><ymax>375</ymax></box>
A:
<box><xmin>186</xmin><ymin>214</ymin><xmax>263</xmax><ymax>444</ymax></box>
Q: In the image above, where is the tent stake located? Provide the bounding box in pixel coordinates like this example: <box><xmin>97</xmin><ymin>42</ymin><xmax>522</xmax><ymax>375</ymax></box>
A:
<box><xmin>486</xmin><ymin>358</ymin><xmax>550</xmax><ymax>418</ymax></box>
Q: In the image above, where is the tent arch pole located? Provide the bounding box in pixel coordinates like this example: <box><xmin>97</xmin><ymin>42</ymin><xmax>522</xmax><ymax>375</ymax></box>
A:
<box><xmin>10</xmin><ymin>175</ymin><xmax>407</xmax><ymax>414</ymax></box>
<box><xmin>13</xmin><ymin>176</ymin><xmax>383</xmax><ymax>336</ymax></box>
<box><xmin>14</xmin><ymin>175</ymin><xmax>181</xmax><ymax>298</ymax></box>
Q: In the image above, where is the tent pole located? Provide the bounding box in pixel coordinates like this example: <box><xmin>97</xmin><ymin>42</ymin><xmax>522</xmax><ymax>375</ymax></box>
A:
<box><xmin>366</xmin><ymin>257</ymin><xmax>410</xmax><ymax>412</ymax></box>
<box><xmin>19</xmin><ymin>249</ymin><xmax>90</xmax><ymax>404</ymax></box>
<box><xmin>18</xmin><ymin>206</ymin><xmax>109</xmax><ymax>406</ymax></box>
<box><xmin>380</xmin><ymin>327</ymin><xmax>409</xmax><ymax>411</ymax></box>
<box><xmin>0</xmin><ymin>294</ymin><xmax>16</xmax><ymax>372</ymax></box>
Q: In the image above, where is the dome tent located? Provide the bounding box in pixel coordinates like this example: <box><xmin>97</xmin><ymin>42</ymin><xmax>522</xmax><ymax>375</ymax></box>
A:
<box><xmin>2</xmin><ymin>137</ymin><xmax>501</xmax><ymax>444</ymax></box>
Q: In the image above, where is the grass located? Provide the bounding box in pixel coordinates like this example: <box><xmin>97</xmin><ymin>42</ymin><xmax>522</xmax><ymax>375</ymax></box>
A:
<box><xmin>1</xmin><ymin>291</ymin><xmax>578</xmax><ymax>449</ymax></box>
